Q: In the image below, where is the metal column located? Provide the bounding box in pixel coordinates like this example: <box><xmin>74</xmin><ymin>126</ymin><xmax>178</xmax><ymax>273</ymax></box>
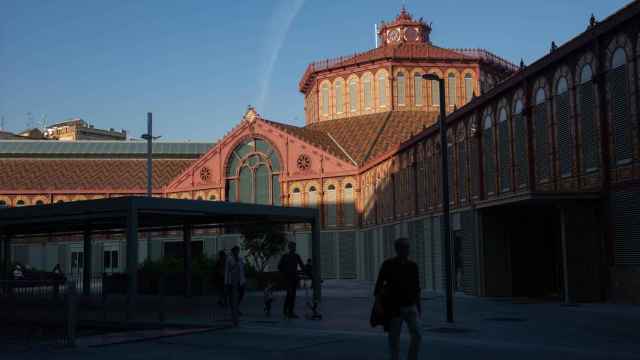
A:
<box><xmin>126</xmin><ymin>203</ymin><xmax>139</xmax><ymax>319</ymax></box>
<box><xmin>82</xmin><ymin>227</ymin><xmax>92</xmax><ymax>296</ymax></box>
<box><xmin>183</xmin><ymin>223</ymin><xmax>192</xmax><ymax>298</ymax></box>
<box><xmin>311</xmin><ymin>213</ymin><xmax>322</xmax><ymax>303</ymax></box>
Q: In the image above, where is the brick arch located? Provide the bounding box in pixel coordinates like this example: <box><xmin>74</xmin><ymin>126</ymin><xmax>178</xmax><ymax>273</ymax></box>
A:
<box><xmin>14</xmin><ymin>196</ymin><xmax>30</xmax><ymax>206</ymax></box>
<box><xmin>0</xmin><ymin>195</ymin><xmax>11</xmax><ymax>206</ymax></box>
<box><xmin>194</xmin><ymin>191</ymin><xmax>207</xmax><ymax>200</ymax></box>
<box><xmin>394</xmin><ymin>67</ymin><xmax>410</xmax><ymax>107</ymax></box>
<box><xmin>180</xmin><ymin>192</ymin><xmax>191</xmax><ymax>200</ymax></box>
<box><xmin>333</xmin><ymin>76</ymin><xmax>347</xmax><ymax>116</ymax></box>
<box><xmin>461</xmin><ymin>68</ymin><xmax>477</xmax><ymax>102</ymax></box>
<box><xmin>360</xmin><ymin>71</ymin><xmax>375</xmax><ymax>113</ymax></box>
<box><xmin>553</xmin><ymin>65</ymin><xmax>574</xmax><ymax>96</ymax></box>
<box><xmin>323</xmin><ymin>180</ymin><xmax>338</xmax><ymax>192</ymax></box>
<box><xmin>497</xmin><ymin>98</ymin><xmax>509</xmax><ymax>117</ymax></box>
<box><xmin>207</xmin><ymin>190</ymin><xmax>218</xmax><ymax>201</ymax></box>
<box><xmin>511</xmin><ymin>88</ymin><xmax>525</xmax><ymax>114</ymax></box>
<box><xmin>346</xmin><ymin>74</ymin><xmax>360</xmax><ymax>114</ymax></box>
<box><xmin>606</xmin><ymin>33</ymin><xmax>633</xmax><ymax>70</ymax></box>
<box><xmin>575</xmin><ymin>52</ymin><xmax>597</xmax><ymax>84</ymax></box>
<box><xmin>319</xmin><ymin>79</ymin><xmax>332</xmax><ymax>119</ymax></box>
<box><xmin>72</xmin><ymin>195</ymin><xmax>88</xmax><ymax>202</ymax></box>
<box><xmin>427</xmin><ymin>68</ymin><xmax>444</xmax><ymax>108</ymax></box>
<box><xmin>482</xmin><ymin>106</ymin><xmax>495</xmax><ymax>129</ymax></box>
<box><xmin>53</xmin><ymin>195</ymin><xmax>69</xmax><ymax>203</ymax></box>
<box><xmin>532</xmin><ymin>77</ymin><xmax>550</xmax><ymax>105</ymax></box>
<box><xmin>409</xmin><ymin>67</ymin><xmax>426</xmax><ymax>108</ymax></box>
<box><xmin>374</xmin><ymin>68</ymin><xmax>390</xmax><ymax>109</ymax></box>
<box><xmin>445</xmin><ymin>68</ymin><xmax>461</xmax><ymax>108</ymax></box>
<box><xmin>32</xmin><ymin>195</ymin><xmax>49</xmax><ymax>205</ymax></box>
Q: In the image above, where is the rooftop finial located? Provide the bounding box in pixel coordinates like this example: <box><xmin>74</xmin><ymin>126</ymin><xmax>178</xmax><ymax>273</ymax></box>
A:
<box><xmin>520</xmin><ymin>58</ymin><xmax>526</xmax><ymax>69</ymax></box>
<box><xmin>550</xmin><ymin>41</ymin><xmax>558</xmax><ymax>53</ymax></box>
<box><xmin>588</xmin><ymin>13</ymin><xmax>598</xmax><ymax>29</ymax></box>
<box><xmin>243</xmin><ymin>105</ymin><xmax>259</xmax><ymax>122</ymax></box>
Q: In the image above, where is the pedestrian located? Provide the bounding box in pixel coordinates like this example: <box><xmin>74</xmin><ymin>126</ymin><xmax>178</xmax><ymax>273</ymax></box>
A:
<box><xmin>278</xmin><ymin>241</ymin><xmax>304</xmax><ymax>319</ymax></box>
<box><xmin>373</xmin><ymin>237</ymin><xmax>422</xmax><ymax>360</ymax></box>
<box><xmin>215</xmin><ymin>250</ymin><xmax>228</xmax><ymax>307</ymax></box>
<box><xmin>225</xmin><ymin>246</ymin><xmax>246</xmax><ymax>326</ymax></box>
<box><xmin>263</xmin><ymin>281</ymin><xmax>275</xmax><ymax>317</ymax></box>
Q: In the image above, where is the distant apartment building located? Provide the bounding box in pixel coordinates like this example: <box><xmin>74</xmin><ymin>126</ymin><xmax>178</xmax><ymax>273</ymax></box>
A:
<box><xmin>43</xmin><ymin>118</ymin><xmax>126</xmax><ymax>141</ymax></box>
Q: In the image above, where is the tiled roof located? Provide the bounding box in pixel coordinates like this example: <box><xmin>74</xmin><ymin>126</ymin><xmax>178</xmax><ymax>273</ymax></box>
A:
<box><xmin>261</xmin><ymin>119</ymin><xmax>353</xmax><ymax>163</ymax></box>
<box><xmin>0</xmin><ymin>159</ymin><xmax>192</xmax><ymax>191</ymax></box>
<box><xmin>274</xmin><ymin>110</ymin><xmax>439</xmax><ymax>166</ymax></box>
<box><xmin>0</xmin><ymin>140</ymin><xmax>213</xmax><ymax>158</ymax></box>
<box><xmin>0</xmin><ymin>131</ymin><xmax>28</xmax><ymax>140</ymax></box>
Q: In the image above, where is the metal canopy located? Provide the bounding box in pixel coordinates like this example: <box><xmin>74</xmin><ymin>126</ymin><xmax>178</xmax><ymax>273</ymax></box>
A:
<box><xmin>0</xmin><ymin>196</ymin><xmax>322</xmax><ymax>312</ymax></box>
<box><xmin>0</xmin><ymin>197</ymin><xmax>318</xmax><ymax>236</ymax></box>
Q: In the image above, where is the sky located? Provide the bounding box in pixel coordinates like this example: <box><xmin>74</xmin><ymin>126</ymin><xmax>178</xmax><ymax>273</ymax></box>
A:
<box><xmin>0</xmin><ymin>0</ymin><xmax>632</xmax><ymax>141</ymax></box>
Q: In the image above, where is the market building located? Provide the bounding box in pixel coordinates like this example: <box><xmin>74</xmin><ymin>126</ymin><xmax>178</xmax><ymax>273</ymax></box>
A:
<box><xmin>1</xmin><ymin>4</ymin><xmax>639</xmax><ymax>303</ymax></box>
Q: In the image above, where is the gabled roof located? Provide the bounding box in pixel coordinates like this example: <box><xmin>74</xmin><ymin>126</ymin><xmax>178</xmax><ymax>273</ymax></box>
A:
<box><xmin>0</xmin><ymin>159</ymin><xmax>192</xmax><ymax>191</ymax></box>
<box><xmin>306</xmin><ymin>111</ymin><xmax>438</xmax><ymax>165</ymax></box>
<box><xmin>0</xmin><ymin>140</ymin><xmax>213</xmax><ymax>158</ymax></box>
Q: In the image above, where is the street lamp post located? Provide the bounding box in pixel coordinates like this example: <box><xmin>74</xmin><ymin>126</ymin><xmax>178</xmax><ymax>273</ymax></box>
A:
<box><xmin>422</xmin><ymin>73</ymin><xmax>454</xmax><ymax>323</ymax></box>
<box><xmin>141</xmin><ymin>112</ymin><xmax>161</xmax><ymax>261</ymax></box>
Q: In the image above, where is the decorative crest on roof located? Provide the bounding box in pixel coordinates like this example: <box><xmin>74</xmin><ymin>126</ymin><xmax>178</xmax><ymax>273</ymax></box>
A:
<box><xmin>243</xmin><ymin>106</ymin><xmax>260</xmax><ymax>122</ymax></box>
<box><xmin>378</xmin><ymin>7</ymin><xmax>431</xmax><ymax>47</ymax></box>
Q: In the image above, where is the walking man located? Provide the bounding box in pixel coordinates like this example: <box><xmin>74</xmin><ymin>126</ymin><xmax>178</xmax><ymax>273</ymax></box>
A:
<box><xmin>225</xmin><ymin>246</ymin><xmax>246</xmax><ymax>326</ymax></box>
<box><xmin>374</xmin><ymin>237</ymin><xmax>422</xmax><ymax>360</ymax></box>
<box><xmin>278</xmin><ymin>241</ymin><xmax>304</xmax><ymax>318</ymax></box>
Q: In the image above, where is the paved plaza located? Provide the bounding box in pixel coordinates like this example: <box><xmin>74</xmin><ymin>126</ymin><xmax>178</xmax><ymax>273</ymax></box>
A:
<box><xmin>4</xmin><ymin>281</ymin><xmax>640</xmax><ymax>359</ymax></box>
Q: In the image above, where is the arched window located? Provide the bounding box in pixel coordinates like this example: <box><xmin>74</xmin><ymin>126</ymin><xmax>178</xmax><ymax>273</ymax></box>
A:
<box><xmin>555</xmin><ymin>77</ymin><xmax>572</xmax><ymax>177</ymax></box>
<box><xmin>209</xmin><ymin>195</ymin><xmax>216</xmax><ymax>201</ymax></box>
<box><xmin>335</xmin><ymin>80</ymin><xmax>344</xmax><ymax>114</ymax></box>
<box><xmin>16</xmin><ymin>200</ymin><xmax>25</xmax><ymax>207</ymax></box>
<box><xmin>307</xmin><ymin>186</ymin><xmax>318</xmax><ymax>208</ymax></box>
<box><xmin>431</xmin><ymin>76</ymin><xmax>440</xmax><ymax>106</ymax></box>
<box><xmin>363</xmin><ymin>74</ymin><xmax>373</xmax><ymax>110</ymax></box>
<box><xmin>225</xmin><ymin>137</ymin><xmax>281</xmax><ymax>205</ymax></box>
<box><xmin>396</xmin><ymin>72</ymin><xmax>405</xmax><ymax>106</ymax></box>
<box><xmin>325</xmin><ymin>184</ymin><xmax>336</xmax><ymax>226</ymax></box>
<box><xmin>349</xmin><ymin>78</ymin><xmax>358</xmax><ymax>113</ymax></box>
<box><xmin>0</xmin><ymin>200</ymin><xmax>6</xmax><ymax>207</ymax></box>
<box><xmin>448</xmin><ymin>73</ymin><xmax>457</xmax><ymax>108</ymax></box>
<box><xmin>464</xmin><ymin>73</ymin><xmax>474</xmax><ymax>103</ymax></box>
<box><xmin>56</xmin><ymin>200</ymin><xmax>64</xmax><ymax>204</ymax></box>
<box><xmin>414</xmin><ymin>73</ymin><xmax>423</xmax><ymax>106</ymax></box>
<box><xmin>378</xmin><ymin>73</ymin><xmax>387</xmax><ymax>107</ymax></box>
<box><xmin>457</xmin><ymin>129</ymin><xmax>467</xmax><ymax>201</ymax></box>
<box><xmin>321</xmin><ymin>83</ymin><xmax>330</xmax><ymax>115</ymax></box>
<box><xmin>35</xmin><ymin>200</ymin><xmax>44</xmax><ymax>205</ymax></box>
<box><xmin>290</xmin><ymin>187</ymin><xmax>302</xmax><ymax>207</ymax></box>
<box><xmin>608</xmin><ymin>47</ymin><xmax>632</xmax><ymax>163</ymax></box>
<box><xmin>343</xmin><ymin>183</ymin><xmax>355</xmax><ymax>226</ymax></box>
<box><xmin>513</xmin><ymin>99</ymin><xmax>528</xmax><ymax>187</ymax></box>
<box><xmin>497</xmin><ymin>107</ymin><xmax>510</xmax><ymax>191</ymax></box>
<box><xmin>483</xmin><ymin>114</ymin><xmax>496</xmax><ymax>195</ymax></box>
<box><xmin>534</xmin><ymin>87</ymin><xmax>550</xmax><ymax>181</ymax></box>
<box><xmin>578</xmin><ymin>63</ymin><xmax>599</xmax><ymax>173</ymax></box>
<box><xmin>196</xmin><ymin>196</ymin><xmax>203</xmax><ymax>200</ymax></box>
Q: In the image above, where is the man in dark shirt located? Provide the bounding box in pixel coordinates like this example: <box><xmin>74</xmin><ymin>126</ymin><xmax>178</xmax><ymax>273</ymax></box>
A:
<box><xmin>374</xmin><ymin>237</ymin><xmax>422</xmax><ymax>360</ymax></box>
<box><xmin>278</xmin><ymin>241</ymin><xmax>304</xmax><ymax>318</ymax></box>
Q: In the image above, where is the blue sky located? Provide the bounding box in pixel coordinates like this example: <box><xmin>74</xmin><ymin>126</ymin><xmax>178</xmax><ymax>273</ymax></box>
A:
<box><xmin>0</xmin><ymin>0</ymin><xmax>631</xmax><ymax>141</ymax></box>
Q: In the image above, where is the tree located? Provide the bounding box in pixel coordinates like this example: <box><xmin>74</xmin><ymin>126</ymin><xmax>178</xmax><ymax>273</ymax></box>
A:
<box><xmin>240</xmin><ymin>223</ymin><xmax>288</xmax><ymax>273</ymax></box>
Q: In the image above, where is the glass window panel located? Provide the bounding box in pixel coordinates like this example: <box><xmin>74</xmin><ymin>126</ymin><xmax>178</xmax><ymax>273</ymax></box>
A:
<box><xmin>226</xmin><ymin>153</ymin><xmax>240</xmax><ymax>176</ymax></box>
<box><xmin>556</xmin><ymin>92</ymin><xmax>572</xmax><ymax>176</ymax></box>
<box><xmin>255</xmin><ymin>165</ymin><xmax>269</xmax><ymax>205</ymax></box>
<box><xmin>609</xmin><ymin>66</ymin><xmax>632</xmax><ymax>162</ymax></box>
<box><xmin>580</xmin><ymin>64</ymin><xmax>593</xmax><ymax>84</ymax></box>
<box><xmin>247</xmin><ymin>154</ymin><xmax>259</xmax><ymax>167</ymax></box>
<box><xmin>227</xmin><ymin>179</ymin><xmax>237</xmax><ymax>202</ymax></box>
<box><xmin>378</xmin><ymin>74</ymin><xmax>386</xmax><ymax>106</ymax></box>
<box><xmin>272</xmin><ymin>175</ymin><xmax>281</xmax><ymax>205</ymax></box>
<box><xmin>239</xmin><ymin>166</ymin><xmax>253</xmax><ymax>203</ymax></box>
<box><xmin>343</xmin><ymin>187</ymin><xmax>355</xmax><ymax>225</ymax></box>
<box><xmin>578</xmin><ymin>81</ymin><xmax>599</xmax><ymax>171</ymax></box>
<box><xmin>414</xmin><ymin>73</ymin><xmax>423</xmax><ymax>106</ymax></box>
<box><xmin>321</xmin><ymin>84</ymin><xmax>329</xmax><ymax>115</ymax></box>
<box><xmin>397</xmin><ymin>72</ymin><xmax>405</xmax><ymax>105</ymax></box>
<box><xmin>448</xmin><ymin>73</ymin><xmax>457</xmax><ymax>106</ymax></box>
<box><xmin>514</xmin><ymin>99</ymin><xmax>524</xmax><ymax>114</ymax></box>
<box><xmin>431</xmin><ymin>79</ymin><xmax>440</xmax><ymax>106</ymax></box>
<box><xmin>235</xmin><ymin>139</ymin><xmax>254</xmax><ymax>159</ymax></box>
<box><xmin>535</xmin><ymin>88</ymin><xmax>546</xmax><ymax>105</ymax></box>
<box><xmin>465</xmin><ymin>74</ymin><xmax>473</xmax><ymax>103</ymax></box>
<box><xmin>612</xmin><ymin>48</ymin><xmax>626</xmax><ymax>69</ymax></box>
<box><xmin>534</xmin><ymin>104</ymin><xmax>550</xmax><ymax>180</ymax></box>
<box><xmin>111</xmin><ymin>251</ymin><xmax>118</xmax><ymax>268</ymax></box>
<box><xmin>103</xmin><ymin>251</ymin><xmax>111</xmax><ymax>268</ymax></box>
<box><xmin>513</xmin><ymin>114</ymin><xmax>528</xmax><ymax>186</ymax></box>
<box><xmin>364</xmin><ymin>76</ymin><xmax>372</xmax><ymax>109</ymax></box>
<box><xmin>335</xmin><ymin>80</ymin><xmax>344</xmax><ymax>113</ymax></box>
<box><xmin>255</xmin><ymin>138</ymin><xmax>271</xmax><ymax>154</ymax></box>
<box><xmin>326</xmin><ymin>189</ymin><xmax>336</xmax><ymax>226</ymax></box>
<box><xmin>349</xmin><ymin>79</ymin><xmax>357</xmax><ymax>112</ymax></box>
<box><xmin>556</xmin><ymin>77</ymin><xmax>568</xmax><ymax>95</ymax></box>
